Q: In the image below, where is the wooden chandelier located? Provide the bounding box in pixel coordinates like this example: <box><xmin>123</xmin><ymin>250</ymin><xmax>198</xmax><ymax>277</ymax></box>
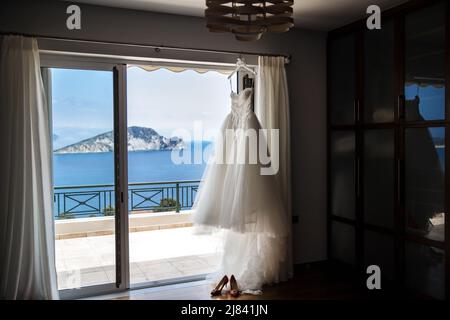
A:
<box><xmin>205</xmin><ymin>1</ymin><xmax>294</xmax><ymax>41</ymax></box>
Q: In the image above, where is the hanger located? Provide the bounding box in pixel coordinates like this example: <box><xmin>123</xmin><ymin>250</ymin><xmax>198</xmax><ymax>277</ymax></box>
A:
<box><xmin>227</xmin><ymin>57</ymin><xmax>256</xmax><ymax>80</ymax></box>
<box><xmin>228</xmin><ymin>57</ymin><xmax>256</xmax><ymax>92</ymax></box>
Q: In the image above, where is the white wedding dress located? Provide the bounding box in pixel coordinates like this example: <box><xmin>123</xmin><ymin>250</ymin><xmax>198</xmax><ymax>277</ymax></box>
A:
<box><xmin>192</xmin><ymin>88</ymin><xmax>288</xmax><ymax>293</ymax></box>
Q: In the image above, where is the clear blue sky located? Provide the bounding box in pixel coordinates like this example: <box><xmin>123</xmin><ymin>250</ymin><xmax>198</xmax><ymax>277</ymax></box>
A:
<box><xmin>51</xmin><ymin>68</ymin><xmax>113</xmax><ymax>149</ymax></box>
<box><xmin>51</xmin><ymin>66</ymin><xmax>232</xmax><ymax>149</ymax></box>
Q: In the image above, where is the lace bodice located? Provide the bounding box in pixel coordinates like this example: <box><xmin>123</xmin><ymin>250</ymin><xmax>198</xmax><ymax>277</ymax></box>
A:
<box><xmin>230</xmin><ymin>88</ymin><xmax>253</xmax><ymax>127</ymax></box>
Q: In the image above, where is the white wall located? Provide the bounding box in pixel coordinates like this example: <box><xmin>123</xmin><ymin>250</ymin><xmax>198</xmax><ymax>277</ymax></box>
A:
<box><xmin>0</xmin><ymin>0</ymin><xmax>328</xmax><ymax>264</ymax></box>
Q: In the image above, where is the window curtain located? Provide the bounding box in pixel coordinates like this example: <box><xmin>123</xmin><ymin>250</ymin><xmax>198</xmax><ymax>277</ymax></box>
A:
<box><xmin>0</xmin><ymin>36</ymin><xmax>59</xmax><ymax>300</ymax></box>
<box><xmin>255</xmin><ymin>56</ymin><xmax>293</xmax><ymax>281</ymax></box>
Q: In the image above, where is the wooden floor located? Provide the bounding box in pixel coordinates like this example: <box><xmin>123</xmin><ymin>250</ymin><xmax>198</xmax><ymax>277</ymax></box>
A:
<box><xmin>103</xmin><ymin>262</ymin><xmax>420</xmax><ymax>300</ymax></box>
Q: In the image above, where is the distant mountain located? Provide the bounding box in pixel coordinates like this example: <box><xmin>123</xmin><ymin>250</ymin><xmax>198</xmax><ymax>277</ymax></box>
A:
<box><xmin>55</xmin><ymin>126</ymin><xmax>184</xmax><ymax>154</ymax></box>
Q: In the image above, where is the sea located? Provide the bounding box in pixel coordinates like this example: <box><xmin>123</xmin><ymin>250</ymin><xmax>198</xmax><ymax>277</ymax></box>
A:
<box><xmin>54</xmin><ymin>143</ymin><xmax>446</xmax><ymax>187</ymax></box>
<box><xmin>52</xmin><ymin>142</ymin><xmax>213</xmax><ymax>217</ymax></box>
<box><xmin>53</xmin><ymin>141</ymin><xmax>212</xmax><ymax>187</ymax></box>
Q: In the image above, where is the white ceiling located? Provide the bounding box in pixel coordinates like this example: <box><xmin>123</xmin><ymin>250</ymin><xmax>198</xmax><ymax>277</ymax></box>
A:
<box><xmin>65</xmin><ymin>0</ymin><xmax>409</xmax><ymax>31</ymax></box>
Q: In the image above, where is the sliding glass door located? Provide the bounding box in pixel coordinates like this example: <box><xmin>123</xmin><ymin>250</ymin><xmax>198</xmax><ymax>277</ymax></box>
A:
<box><xmin>41</xmin><ymin>58</ymin><xmax>128</xmax><ymax>298</ymax></box>
<box><xmin>126</xmin><ymin>65</ymin><xmax>235</xmax><ymax>287</ymax></box>
<box><xmin>41</xmin><ymin>54</ymin><xmax>243</xmax><ymax>297</ymax></box>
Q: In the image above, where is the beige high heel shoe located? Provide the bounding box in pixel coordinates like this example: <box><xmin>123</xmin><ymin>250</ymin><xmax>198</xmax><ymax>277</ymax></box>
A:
<box><xmin>211</xmin><ymin>275</ymin><xmax>228</xmax><ymax>296</ymax></box>
<box><xmin>229</xmin><ymin>275</ymin><xmax>240</xmax><ymax>298</ymax></box>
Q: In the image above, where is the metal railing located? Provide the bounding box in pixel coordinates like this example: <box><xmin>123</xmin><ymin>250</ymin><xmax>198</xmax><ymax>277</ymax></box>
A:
<box><xmin>53</xmin><ymin>180</ymin><xmax>200</xmax><ymax>219</ymax></box>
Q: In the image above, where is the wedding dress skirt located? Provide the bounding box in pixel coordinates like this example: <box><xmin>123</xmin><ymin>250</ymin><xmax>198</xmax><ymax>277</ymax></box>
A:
<box><xmin>192</xmin><ymin>88</ymin><xmax>289</xmax><ymax>293</ymax></box>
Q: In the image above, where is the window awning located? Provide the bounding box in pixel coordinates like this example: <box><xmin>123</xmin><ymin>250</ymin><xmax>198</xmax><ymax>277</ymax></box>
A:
<box><xmin>405</xmin><ymin>77</ymin><xmax>445</xmax><ymax>88</ymax></box>
<box><xmin>130</xmin><ymin>64</ymin><xmax>233</xmax><ymax>76</ymax></box>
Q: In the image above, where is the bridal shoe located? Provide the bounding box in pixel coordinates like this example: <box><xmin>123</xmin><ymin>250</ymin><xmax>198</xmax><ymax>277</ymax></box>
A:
<box><xmin>211</xmin><ymin>275</ymin><xmax>228</xmax><ymax>296</ymax></box>
<box><xmin>229</xmin><ymin>275</ymin><xmax>240</xmax><ymax>298</ymax></box>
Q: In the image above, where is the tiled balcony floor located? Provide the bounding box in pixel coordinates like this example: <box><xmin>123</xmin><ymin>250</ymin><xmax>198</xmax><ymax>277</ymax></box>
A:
<box><xmin>56</xmin><ymin>227</ymin><xmax>222</xmax><ymax>290</ymax></box>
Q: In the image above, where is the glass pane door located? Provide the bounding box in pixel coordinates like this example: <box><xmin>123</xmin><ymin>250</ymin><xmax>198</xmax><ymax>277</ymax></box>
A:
<box><xmin>329</xmin><ymin>33</ymin><xmax>356</xmax><ymax>125</ymax></box>
<box><xmin>405</xmin><ymin>241</ymin><xmax>445</xmax><ymax>299</ymax></box>
<box><xmin>364</xmin><ymin>231</ymin><xmax>395</xmax><ymax>280</ymax></box>
<box><xmin>405</xmin><ymin>127</ymin><xmax>445</xmax><ymax>242</ymax></box>
<box><xmin>363</xmin><ymin>129</ymin><xmax>395</xmax><ymax>228</ymax></box>
<box><xmin>330</xmin><ymin>131</ymin><xmax>355</xmax><ymax>220</ymax></box>
<box><xmin>364</xmin><ymin>19</ymin><xmax>395</xmax><ymax>123</ymax></box>
<box><xmin>44</xmin><ymin>67</ymin><xmax>119</xmax><ymax>294</ymax></box>
<box><xmin>126</xmin><ymin>65</ymin><xmax>234</xmax><ymax>286</ymax></box>
<box><xmin>331</xmin><ymin>221</ymin><xmax>355</xmax><ymax>265</ymax></box>
<box><xmin>404</xmin><ymin>2</ymin><xmax>446</xmax><ymax>121</ymax></box>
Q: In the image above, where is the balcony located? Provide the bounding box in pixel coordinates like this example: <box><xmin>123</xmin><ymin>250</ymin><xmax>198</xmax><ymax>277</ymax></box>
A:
<box><xmin>54</xmin><ymin>180</ymin><xmax>222</xmax><ymax>290</ymax></box>
<box><xmin>54</xmin><ymin>180</ymin><xmax>201</xmax><ymax>219</ymax></box>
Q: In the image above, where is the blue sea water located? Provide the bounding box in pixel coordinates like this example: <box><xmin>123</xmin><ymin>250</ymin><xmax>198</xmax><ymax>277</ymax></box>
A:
<box><xmin>53</xmin><ymin>142</ymin><xmax>212</xmax><ymax>217</ymax></box>
<box><xmin>53</xmin><ymin>142</ymin><xmax>212</xmax><ymax>187</ymax></box>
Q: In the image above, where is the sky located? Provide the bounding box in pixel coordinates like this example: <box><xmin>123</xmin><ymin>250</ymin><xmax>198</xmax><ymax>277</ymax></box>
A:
<box><xmin>51</xmin><ymin>66</ymin><xmax>234</xmax><ymax>149</ymax></box>
<box><xmin>51</xmin><ymin>68</ymin><xmax>113</xmax><ymax>149</ymax></box>
<box><xmin>127</xmin><ymin>66</ymin><xmax>232</xmax><ymax>140</ymax></box>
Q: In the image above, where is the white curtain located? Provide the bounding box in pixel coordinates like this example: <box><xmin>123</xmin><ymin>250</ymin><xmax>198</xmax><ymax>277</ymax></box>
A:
<box><xmin>255</xmin><ymin>56</ymin><xmax>293</xmax><ymax>281</ymax></box>
<box><xmin>0</xmin><ymin>36</ymin><xmax>59</xmax><ymax>299</ymax></box>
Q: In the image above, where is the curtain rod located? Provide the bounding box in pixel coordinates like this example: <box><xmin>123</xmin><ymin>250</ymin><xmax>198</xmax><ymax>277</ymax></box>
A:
<box><xmin>1</xmin><ymin>32</ymin><xmax>291</xmax><ymax>63</ymax></box>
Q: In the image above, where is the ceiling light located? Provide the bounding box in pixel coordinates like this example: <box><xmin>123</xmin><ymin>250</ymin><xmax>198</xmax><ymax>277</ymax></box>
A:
<box><xmin>205</xmin><ymin>1</ymin><xmax>294</xmax><ymax>41</ymax></box>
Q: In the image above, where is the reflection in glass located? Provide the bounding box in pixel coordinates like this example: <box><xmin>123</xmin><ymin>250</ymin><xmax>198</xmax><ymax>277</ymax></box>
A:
<box><xmin>329</xmin><ymin>34</ymin><xmax>355</xmax><ymax>125</ymax></box>
<box><xmin>364</xmin><ymin>20</ymin><xmax>395</xmax><ymax>123</ymax></box>
<box><xmin>405</xmin><ymin>127</ymin><xmax>445</xmax><ymax>241</ymax></box>
<box><xmin>331</xmin><ymin>221</ymin><xmax>355</xmax><ymax>265</ymax></box>
<box><xmin>405</xmin><ymin>242</ymin><xmax>444</xmax><ymax>299</ymax></box>
<box><xmin>330</xmin><ymin>131</ymin><xmax>355</xmax><ymax>220</ymax></box>
<box><xmin>364</xmin><ymin>231</ymin><xmax>395</xmax><ymax>280</ymax></box>
<box><xmin>363</xmin><ymin>130</ymin><xmax>395</xmax><ymax>228</ymax></box>
<box><xmin>405</xmin><ymin>2</ymin><xmax>445</xmax><ymax>121</ymax></box>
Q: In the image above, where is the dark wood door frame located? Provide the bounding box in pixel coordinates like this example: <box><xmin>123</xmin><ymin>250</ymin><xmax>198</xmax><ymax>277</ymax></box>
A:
<box><xmin>327</xmin><ymin>0</ymin><xmax>449</xmax><ymax>299</ymax></box>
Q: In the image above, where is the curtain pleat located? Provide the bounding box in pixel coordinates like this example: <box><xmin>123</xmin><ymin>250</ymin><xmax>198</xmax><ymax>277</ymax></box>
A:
<box><xmin>255</xmin><ymin>56</ymin><xmax>293</xmax><ymax>281</ymax></box>
<box><xmin>0</xmin><ymin>35</ymin><xmax>59</xmax><ymax>300</ymax></box>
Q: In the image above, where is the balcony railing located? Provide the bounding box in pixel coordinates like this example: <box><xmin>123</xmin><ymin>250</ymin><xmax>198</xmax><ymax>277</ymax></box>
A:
<box><xmin>53</xmin><ymin>180</ymin><xmax>200</xmax><ymax>219</ymax></box>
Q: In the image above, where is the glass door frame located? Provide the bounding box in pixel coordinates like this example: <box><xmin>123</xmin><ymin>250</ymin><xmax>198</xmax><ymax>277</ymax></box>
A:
<box><xmin>40</xmin><ymin>53</ymin><xmax>130</xmax><ymax>299</ymax></box>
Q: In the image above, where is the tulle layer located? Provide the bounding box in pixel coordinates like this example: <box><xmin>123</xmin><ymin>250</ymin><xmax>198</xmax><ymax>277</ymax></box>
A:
<box><xmin>192</xmin><ymin>112</ymin><xmax>288</xmax><ymax>238</ymax></box>
<box><xmin>206</xmin><ymin>230</ymin><xmax>288</xmax><ymax>293</ymax></box>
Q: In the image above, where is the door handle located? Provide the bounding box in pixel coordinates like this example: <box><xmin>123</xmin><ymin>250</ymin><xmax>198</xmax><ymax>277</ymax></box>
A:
<box><xmin>356</xmin><ymin>156</ymin><xmax>361</xmax><ymax>198</ymax></box>
<box><xmin>397</xmin><ymin>159</ymin><xmax>402</xmax><ymax>203</ymax></box>
<box><xmin>354</xmin><ymin>99</ymin><xmax>360</xmax><ymax>123</ymax></box>
<box><xmin>398</xmin><ymin>95</ymin><xmax>405</xmax><ymax>120</ymax></box>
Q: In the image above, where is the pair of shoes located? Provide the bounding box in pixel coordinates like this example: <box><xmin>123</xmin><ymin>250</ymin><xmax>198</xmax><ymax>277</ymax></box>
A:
<box><xmin>210</xmin><ymin>275</ymin><xmax>240</xmax><ymax>297</ymax></box>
